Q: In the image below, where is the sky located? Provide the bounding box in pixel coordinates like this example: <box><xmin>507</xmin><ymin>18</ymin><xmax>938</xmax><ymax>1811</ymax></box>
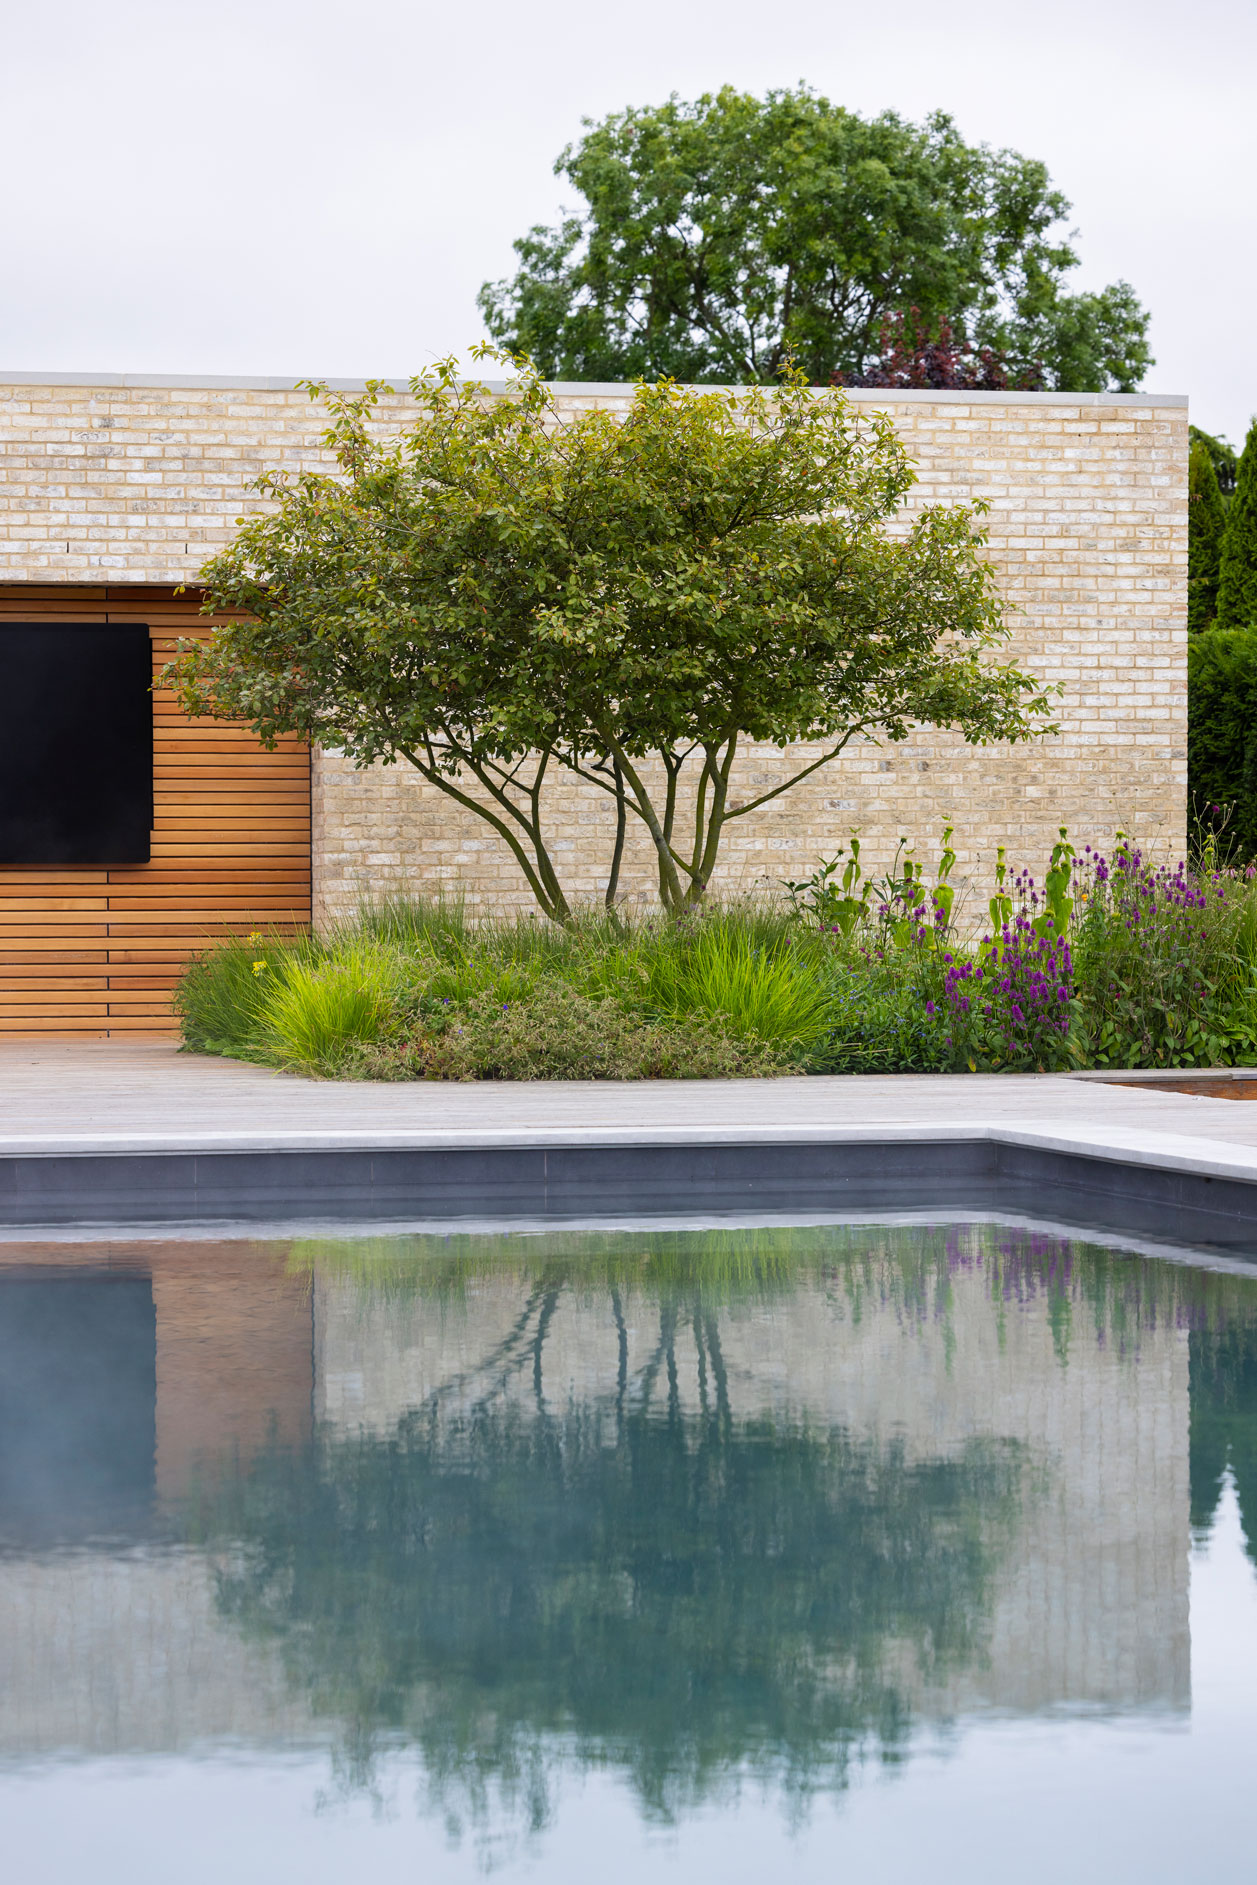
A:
<box><xmin>1</xmin><ymin>0</ymin><xmax>1253</xmax><ymax>444</ymax></box>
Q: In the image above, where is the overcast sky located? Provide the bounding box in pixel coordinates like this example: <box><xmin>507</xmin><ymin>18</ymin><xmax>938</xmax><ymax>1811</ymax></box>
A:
<box><xmin>2</xmin><ymin>0</ymin><xmax>1253</xmax><ymax>443</ymax></box>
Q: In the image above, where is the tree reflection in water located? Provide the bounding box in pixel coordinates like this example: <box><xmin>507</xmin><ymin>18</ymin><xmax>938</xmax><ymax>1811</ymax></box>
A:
<box><xmin>1191</xmin><ymin>1322</ymin><xmax>1257</xmax><ymax>1559</ymax></box>
<box><xmin>194</xmin><ymin>1246</ymin><xmax>1027</xmax><ymax>1830</ymax></box>
<box><xmin>180</xmin><ymin>1222</ymin><xmax>1257</xmax><ymax>1841</ymax></box>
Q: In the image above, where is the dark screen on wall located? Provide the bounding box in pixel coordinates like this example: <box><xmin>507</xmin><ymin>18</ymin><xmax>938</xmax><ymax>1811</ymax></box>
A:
<box><xmin>0</xmin><ymin>623</ymin><xmax>153</xmax><ymax>864</ymax></box>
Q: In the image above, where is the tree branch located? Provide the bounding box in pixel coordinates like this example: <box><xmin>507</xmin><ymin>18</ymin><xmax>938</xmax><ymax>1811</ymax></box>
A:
<box><xmin>721</xmin><ymin>727</ymin><xmax>864</xmax><ymax>821</ymax></box>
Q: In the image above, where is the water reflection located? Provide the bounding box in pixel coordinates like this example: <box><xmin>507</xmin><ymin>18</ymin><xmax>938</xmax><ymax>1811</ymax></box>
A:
<box><xmin>0</xmin><ymin>1222</ymin><xmax>1255</xmax><ymax>1862</ymax></box>
<box><xmin>1191</xmin><ymin>1325</ymin><xmax>1257</xmax><ymax>1560</ymax></box>
<box><xmin>207</xmin><ymin>1381</ymin><xmax>1023</xmax><ymax>1817</ymax></box>
<box><xmin>0</xmin><ymin>1273</ymin><xmax>155</xmax><ymax>1545</ymax></box>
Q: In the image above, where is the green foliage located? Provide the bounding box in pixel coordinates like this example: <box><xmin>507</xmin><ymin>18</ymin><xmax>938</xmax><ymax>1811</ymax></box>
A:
<box><xmin>1189</xmin><ymin>626</ymin><xmax>1257</xmax><ymax>859</ymax></box>
<box><xmin>175</xmin><ymin>901</ymin><xmax>808</xmax><ymax>1080</ymax></box>
<box><xmin>814</xmin><ymin>954</ymin><xmax>958</xmax><ymax>1073</ymax></box>
<box><xmin>174</xmin><ymin>826</ymin><xmax>1257</xmax><ymax>1080</ymax></box>
<box><xmin>360</xmin><ymin>980</ymin><xmax>789</xmax><ymax>1081</ymax></box>
<box><xmin>1191</xmin><ymin>425</ymin><xmax>1238</xmax><ymax>499</ymax></box>
<box><xmin>478</xmin><ymin>87</ymin><xmax>1151</xmax><ymax>392</ymax></box>
<box><xmin>355</xmin><ymin>890</ymin><xmax>471</xmax><ymax>953</ymax></box>
<box><xmin>173</xmin><ymin>930</ymin><xmax>315</xmax><ymax>1056</ymax></box>
<box><xmin>793</xmin><ymin>826</ymin><xmax>1257</xmax><ymax>1073</ymax></box>
<box><xmin>1189</xmin><ymin>440</ymin><xmax>1227</xmax><ymax>631</ymax></box>
<box><xmin>1009</xmin><ymin>278</ymin><xmax>1152</xmax><ymax>395</ymax></box>
<box><xmin>1069</xmin><ymin>840</ymin><xmax>1257</xmax><ymax>1068</ymax></box>
<box><xmin>166</xmin><ymin>354</ymin><xmax>1052</xmax><ymax>920</ymax></box>
<box><xmin>783</xmin><ymin>838</ymin><xmax>873</xmax><ymax>938</ymax></box>
<box><xmin>258</xmin><ymin>942</ymin><xmax>404</xmax><ymax>1073</ymax></box>
<box><xmin>641</xmin><ymin>920</ymin><xmax>834</xmax><ymax>1053</ymax></box>
<box><xmin>1217</xmin><ymin>418</ymin><xmax>1257</xmax><ymax>631</ymax></box>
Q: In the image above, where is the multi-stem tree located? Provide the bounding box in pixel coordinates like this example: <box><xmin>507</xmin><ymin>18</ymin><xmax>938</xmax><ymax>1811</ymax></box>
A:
<box><xmin>168</xmin><ymin>351</ymin><xmax>1055</xmax><ymax>920</ymax></box>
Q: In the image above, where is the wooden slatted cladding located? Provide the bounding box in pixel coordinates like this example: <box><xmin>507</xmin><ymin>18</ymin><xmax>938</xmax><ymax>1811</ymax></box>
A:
<box><xmin>0</xmin><ymin>586</ymin><xmax>310</xmax><ymax>1036</ymax></box>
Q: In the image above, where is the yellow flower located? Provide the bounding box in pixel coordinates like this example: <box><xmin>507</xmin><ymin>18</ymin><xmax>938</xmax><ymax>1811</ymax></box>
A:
<box><xmin>246</xmin><ymin>930</ymin><xmax>264</xmax><ymax>945</ymax></box>
<box><xmin>251</xmin><ymin>960</ymin><xmax>269</xmax><ymax>976</ymax></box>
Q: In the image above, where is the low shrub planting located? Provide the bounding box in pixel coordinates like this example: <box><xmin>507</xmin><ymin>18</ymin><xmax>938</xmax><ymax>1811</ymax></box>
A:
<box><xmin>357</xmin><ymin>982</ymin><xmax>790</xmax><ymax>1082</ymax></box>
<box><xmin>174</xmin><ymin>826</ymin><xmax>1257</xmax><ymax>1080</ymax></box>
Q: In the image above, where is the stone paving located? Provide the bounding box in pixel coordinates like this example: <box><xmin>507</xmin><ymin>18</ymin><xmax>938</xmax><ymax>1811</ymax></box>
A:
<box><xmin>4</xmin><ymin>1041</ymin><xmax>1257</xmax><ymax>1184</ymax></box>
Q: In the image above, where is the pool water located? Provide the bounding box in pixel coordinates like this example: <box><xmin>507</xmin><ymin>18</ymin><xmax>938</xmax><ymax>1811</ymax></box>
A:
<box><xmin>2</xmin><ymin>1218</ymin><xmax>1256</xmax><ymax>1883</ymax></box>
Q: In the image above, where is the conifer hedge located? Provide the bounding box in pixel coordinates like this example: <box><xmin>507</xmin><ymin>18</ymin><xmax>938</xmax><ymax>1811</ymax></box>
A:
<box><xmin>1218</xmin><ymin>419</ymin><xmax>1257</xmax><ymax>630</ymax></box>
<box><xmin>1189</xmin><ymin>438</ymin><xmax>1227</xmax><ymax>631</ymax></box>
<box><xmin>1189</xmin><ymin>624</ymin><xmax>1257</xmax><ymax>857</ymax></box>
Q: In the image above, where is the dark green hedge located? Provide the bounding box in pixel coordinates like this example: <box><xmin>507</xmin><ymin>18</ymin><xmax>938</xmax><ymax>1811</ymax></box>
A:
<box><xmin>1189</xmin><ymin>624</ymin><xmax>1257</xmax><ymax>857</ymax></box>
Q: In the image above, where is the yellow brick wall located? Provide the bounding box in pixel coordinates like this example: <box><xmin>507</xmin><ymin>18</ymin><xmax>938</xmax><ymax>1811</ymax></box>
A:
<box><xmin>0</xmin><ymin>376</ymin><xmax>1187</xmax><ymax>922</ymax></box>
<box><xmin>311</xmin><ymin>389</ymin><xmax>1189</xmax><ymax>921</ymax></box>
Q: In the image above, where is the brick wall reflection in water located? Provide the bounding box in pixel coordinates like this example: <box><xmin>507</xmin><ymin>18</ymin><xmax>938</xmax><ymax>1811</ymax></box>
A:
<box><xmin>0</xmin><ymin>1230</ymin><xmax>1191</xmax><ymax>1757</ymax></box>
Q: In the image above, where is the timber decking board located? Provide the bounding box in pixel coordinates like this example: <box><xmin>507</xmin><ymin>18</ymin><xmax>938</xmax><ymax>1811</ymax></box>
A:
<box><xmin>0</xmin><ymin>586</ymin><xmax>311</xmax><ymax>1036</ymax></box>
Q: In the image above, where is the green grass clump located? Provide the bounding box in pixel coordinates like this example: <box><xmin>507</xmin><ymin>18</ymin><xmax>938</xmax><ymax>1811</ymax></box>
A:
<box><xmin>355</xmin><ymin>891</ymin><xmax>472</xmax><ymax>954</ymax></box>
<box><xmin>257</xmin><ymin>941</ymin><xmax>406</xmax><ymax>1074</ymax></box>
<box><xmin>173</xmin><ymin>897</ymin><xmax>815</xmax><ymax>1079</ymax></box>
<box><xmin>174</xmin><ymin>931</ymin><xmax>317</xmax><ymax>1056</ymax></box>
<box><xmin>643</xmin><ymin>920</ymin><xmax>833</xmax><ymax>1055</ymax></box>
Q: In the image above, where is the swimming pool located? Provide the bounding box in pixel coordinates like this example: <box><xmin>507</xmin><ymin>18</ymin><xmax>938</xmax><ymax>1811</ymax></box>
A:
<box><xmin>2</xmin><ymin>1216</ymin><xmax>1255</xmax><ymax>1882</ymax></box>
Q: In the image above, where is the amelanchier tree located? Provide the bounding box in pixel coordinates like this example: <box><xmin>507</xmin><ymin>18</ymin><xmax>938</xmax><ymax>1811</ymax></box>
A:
<box><xmin>478</xmin><ymin>88</ymin><xmax>1152</xmax><ymax>393</ymax></box>
<box><xmin>169</xmin><ymin>350</ymin><xmax>1056</xmax><ymax>921</ymax></box>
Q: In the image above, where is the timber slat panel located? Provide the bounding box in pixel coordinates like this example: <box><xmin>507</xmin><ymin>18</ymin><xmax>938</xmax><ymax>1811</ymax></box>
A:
<box><xmin>0</xmin><ymin>585</ymin><xmax>311</xmax><ymax>1036</ymax></box>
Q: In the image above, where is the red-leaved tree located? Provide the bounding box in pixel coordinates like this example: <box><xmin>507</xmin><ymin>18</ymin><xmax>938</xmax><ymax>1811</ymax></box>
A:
<box><xmin>834</xmin><ymin>310</ymin><xmax>1047</xmax><ymax>391</ymax></box>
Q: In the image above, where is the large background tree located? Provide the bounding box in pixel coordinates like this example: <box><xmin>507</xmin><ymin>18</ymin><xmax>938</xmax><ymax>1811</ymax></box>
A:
<box><xmin>478</xmin><ymin>87</ymin><xmax>1152</xmax><ymax>392</ymax></box>
<box><xmin>170</xmin><ymin>354</ymin><xmax>1053</xmax><ymax>921</ymax></box>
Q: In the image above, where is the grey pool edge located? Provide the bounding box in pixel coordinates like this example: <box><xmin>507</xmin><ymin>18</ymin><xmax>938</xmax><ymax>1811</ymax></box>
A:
<box><xmin>3</xmin><ymin>1125</ymin><xmax>1257</xmax><ymax>1255</ymax></box>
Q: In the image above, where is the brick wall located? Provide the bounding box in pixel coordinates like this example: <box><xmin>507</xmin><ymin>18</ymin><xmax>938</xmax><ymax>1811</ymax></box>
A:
<box><xmin>311</xmin><ymin>388</ymin><xmax>1188</xmax><ymax>921</ymax></box>
<box><xmin>0</xmin><ymin>375</ymin><xmax>1187</xmax><ymax>925</ymax></box>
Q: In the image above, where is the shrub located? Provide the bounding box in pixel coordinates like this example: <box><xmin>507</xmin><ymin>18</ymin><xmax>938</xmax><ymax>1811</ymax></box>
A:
<box><xmin>1189</xmin><ymin>438</ymin><xmax>1228</xmax><ymax>632</ymax></box>
<box><xmin>1217</xmin><ymin>417</ymin><xmax>1257</xmax><ymax>631</ymax></box>
<box><xmin>356</xmin><ymin>981</ymin><xmax>791</xmax><ymax>1081</ymax></box>
<box><xmin>813</xmin><ymin>955</ymin><xmax>958</xmax><ymax>1073</ymax></box>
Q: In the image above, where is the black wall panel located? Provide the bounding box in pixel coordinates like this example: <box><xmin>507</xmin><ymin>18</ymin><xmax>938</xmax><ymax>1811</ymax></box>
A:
<box><xmin>0</xmin><ymin>623</ymin><xmax>153</xmax><ymax>863</ymax></box>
